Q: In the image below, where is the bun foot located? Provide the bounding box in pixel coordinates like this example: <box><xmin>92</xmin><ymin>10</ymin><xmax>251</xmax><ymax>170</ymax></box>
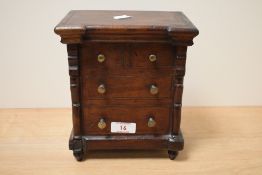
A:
<box><xmin>73</xmin><ymin>150</ymin><xmax>84</xmax><ymax>161</ymax></box>
<box><xmin>69</xmin><ymin>131</ymin><xmax>85</xmax><ymax>161</ymax></box>
<box><xmin>168</xmin><ymin>150</ymin><xmax>178</xmax><ymax>160</ymax></box>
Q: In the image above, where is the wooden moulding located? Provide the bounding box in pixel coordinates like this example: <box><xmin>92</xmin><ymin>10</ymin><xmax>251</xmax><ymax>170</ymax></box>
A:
<box><xmin>67</xmin><ymin>44</ymin><xmax>81</xmax><ymax>136</ymax></box>
<box><xmin>69</xmin><ymin>129</ymin><xmax>184</xmax><ymax>151</ymax></box>
<box><xmin>55</xmin><ymin>27</ymin><xmax>198</xmax><ymax>45</ymax></box>
<box><xmin>172</xmin><ymin>45</ymin><xmax>187</xmax><ymax>135</ymax></box>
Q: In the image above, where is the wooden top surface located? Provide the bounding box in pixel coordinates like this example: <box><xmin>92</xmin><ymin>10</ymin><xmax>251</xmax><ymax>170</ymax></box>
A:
<box><xmin>1</xmin><ymin>107</ymin><xmax>262</xmax><ymax>174</ymax></box>
<box><xmin>55</xmin><ymin>10</ymin><xmax>198</xmax><ymax>34</ymax></box>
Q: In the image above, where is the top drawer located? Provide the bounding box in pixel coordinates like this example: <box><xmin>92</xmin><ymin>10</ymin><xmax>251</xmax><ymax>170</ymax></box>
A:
<box><xmin>80</xmin><ymin>42</ymin><xmax>175</xmax><ymax>71</ymax></box>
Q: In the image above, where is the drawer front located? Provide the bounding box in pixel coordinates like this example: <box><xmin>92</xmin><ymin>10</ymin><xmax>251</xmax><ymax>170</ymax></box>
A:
<box><xmin>82</xmin><ymin>106</ymin><xmax>170</xmax><ymax>135</ymax></box>
<box><xmin>80</xmin><ymin>42</ymin><xmax>175</xmax><ymax>72</ymax></box>
<box><xmin>81</xmin><ymin>43</ymin><xmax>124</xmax><ymax>70</ymax></box>
<box><xmin>82</xmin><ymin>75</ymin><xmax>173</xmax><ymax>99</ymax></box>
<box><xmin>127</xmin><ymin>43</ymin><xmax>175</xmax><ymax>68</ymax></box>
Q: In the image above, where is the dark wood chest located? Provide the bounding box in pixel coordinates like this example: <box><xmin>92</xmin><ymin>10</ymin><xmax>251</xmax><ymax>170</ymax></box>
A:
<box><xmin>54</xmin><ymin>10</ymin><xmax>198</xmax><ymax>161</ymax></box>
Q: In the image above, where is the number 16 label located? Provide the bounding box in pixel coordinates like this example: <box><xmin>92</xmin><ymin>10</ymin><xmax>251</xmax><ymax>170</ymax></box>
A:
<box><xmin>111</xmin><ymin>122</ymin><xmax>136</xmax><ymax>133</ymax></box>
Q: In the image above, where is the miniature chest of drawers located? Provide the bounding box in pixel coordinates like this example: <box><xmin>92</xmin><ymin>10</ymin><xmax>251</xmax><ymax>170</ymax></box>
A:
<box><xmin>54</xmin><ymin>10</ymin><xmax>198</xmax><ymax>161</ymax></box>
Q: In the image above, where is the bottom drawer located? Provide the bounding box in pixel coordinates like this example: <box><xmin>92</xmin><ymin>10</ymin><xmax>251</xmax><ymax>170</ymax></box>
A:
<box><xmin>82</xmin><ymin>106</ymin><xmax>170</xmax><ymax>135</ymax></box>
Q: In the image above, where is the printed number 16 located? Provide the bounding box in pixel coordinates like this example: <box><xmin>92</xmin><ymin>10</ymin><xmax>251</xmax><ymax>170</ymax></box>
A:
<box><xmin>120</xmin><ymin>125</ymin><xmax>126</xmax><ymax>130</ymax></box>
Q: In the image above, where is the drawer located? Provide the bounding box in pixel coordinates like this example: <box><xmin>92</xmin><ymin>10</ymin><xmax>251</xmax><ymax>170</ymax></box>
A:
<box><xmin>82</xmin><ymin>74</ymin><xmax>173</xmax><ymax>99</ymax></box>
<box><xmin>82</xmin><ymin>106</ymin><xmax>170</xmax><ymax>135</ymax></box>
<box><xmin>81</xmin><ymin>43</ymin><xmax>124</xmax><ymax>70</ymax></box>
<box><xmin>80</xmin><ymin>42</ymin><xmax>175</xmax><ymax>72</ymax></box>
<box><xmin>127</xmin><ymin>43</ymin><xmax>175</xmax><ymax>68</ymax></box>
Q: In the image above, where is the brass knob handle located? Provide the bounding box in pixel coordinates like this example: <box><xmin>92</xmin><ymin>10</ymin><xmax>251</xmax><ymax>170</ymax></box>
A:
<box><xmin>148</xmin><ymin>117</ymin><xmax>156</xmax><ymax>127</ymax></box>
<box><xmin>149</xmin><ymin>54</ymin><xmax>157</xmax><ymax>62</ymax></box>
<box><xmin>97</xmin><ymin>54</ymin><xmax>106</xmax><ymax>63</ymax></box>
<box><xmin>98</xmin><ymin>118</ymin><xmax>106</xmax><ymax>129</ymax></box>
<box><xmin>150</xmin><ymin>85</ymin><xmax>158</xmax><ymax>95</ymax></box>
<box><xmin>97</xmin><ymin>84</ymin><xmax>106</xmax><ymax>94</ymax></box>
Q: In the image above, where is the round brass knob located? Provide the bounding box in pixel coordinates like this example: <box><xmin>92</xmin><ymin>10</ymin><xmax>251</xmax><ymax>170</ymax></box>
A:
<box><xmin>148</xmin><ymin>117</ymin><xmax>156</xmax><ymax>127</ymax></box>
<box><xmin>97</xmin><ymin>54</ymin><xmax>106</xmax><ymax>63</ymax></box>
<box><xmin>97</xmin><ymin>84</ymin><xmax>106</xmax><ymax>94</ymax></box>
<box><xmin>98</xmin><ymin>118</ymin><xmax>106</xmax><ymax>129</ymax></box>
<box><xmin>149</xmin><ymin>54</ymin><xmax>157</xmax><ymax>62</ymax></box>
<box><xmin>150</xmin><ymin>85</ymin><xmax>158</xmax><ymax>95</ymax></box>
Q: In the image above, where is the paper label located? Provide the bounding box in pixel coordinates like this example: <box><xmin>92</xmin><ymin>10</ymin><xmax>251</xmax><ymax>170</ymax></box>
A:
<box><xmin>113</xmin><ymin>15</ymin><xmax>132</xmax><ymax>20</ymax></box>
<box><xmin>111</xmin><ymin>122</ymin><xmax>136</xmax><ymax>133</ymax></box>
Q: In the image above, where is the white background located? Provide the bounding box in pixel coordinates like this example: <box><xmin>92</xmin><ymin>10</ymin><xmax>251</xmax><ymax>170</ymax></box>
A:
<box><xmin>0</xmin><ymin>0</ymin><xmax>262</xmax><ymax>108</ymax></box>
